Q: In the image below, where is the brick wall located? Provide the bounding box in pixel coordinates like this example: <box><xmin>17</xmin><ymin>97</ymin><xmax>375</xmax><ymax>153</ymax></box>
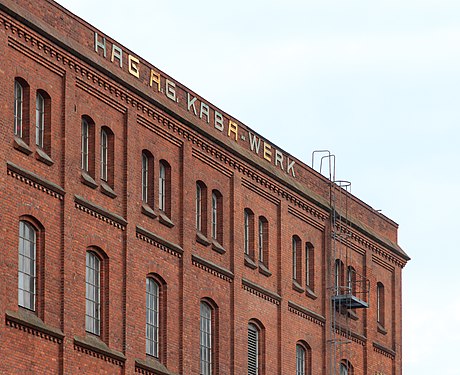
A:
<box><xmin>0</xmin><ymin>1</ymin><xmax>409</xmax><ymax>374</ymax></box>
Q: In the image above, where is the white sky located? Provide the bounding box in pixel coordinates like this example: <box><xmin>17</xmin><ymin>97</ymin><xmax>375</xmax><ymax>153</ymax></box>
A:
<box><xmin>54</xmin><ymin>1</ymin><xmax>460</xmax><ymax>373</ymax></box>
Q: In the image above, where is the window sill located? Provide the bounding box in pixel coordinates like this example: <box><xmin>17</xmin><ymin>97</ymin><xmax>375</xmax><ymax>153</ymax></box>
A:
<box><xmin>196</xmin><ymin>231</ymin><xmax>211</xmax><ymax>246</ymax></box>
<box><xmin>377</xmin><ymin>322</ymin><xmax>387</xmax><ymax>335</ymax></box>
<box><xmin>100</xmin><ymin>181</ymin><xmax>117</xmax><ymax>198</ymax></box>
<box><xmin>258</xmin><ymin>262</ymin><xmax>272</xmax><ymax>277</ymax></box>
<box><xmin>159</xmin><ymin>211</ymin><xmax>174</xmax><ymax>228</ymax></box>
<box><xmin>292</xmin><ymin>280</ymin><xmax>304</xmax><ymax>293</ymax></box>
<box><xmin>5</xmin><ymin>308</ymin><xmax>64</xmax><ymax>343</ymax></box>
<box><xmin>74</xmin><ymin>334</ymin><xmax>126</xmax><ymax>365</ymax></box>
<box><xmin>81</xmin><ymin>171</ymin><xmax>98</xmax><ymax>189</ymax></box>
<box><xmin>135</xmin><ymin>358</ymin><xmax>178</xmax><ymax>375</ymax></box>
<box><xmin>305</xmin><ymin>286</ymin><xmax>318</xmax><ymax>300</ymax></box>
<box><xmin>13</xmin><ymin>136</ymin><xmax>32</xmax><ymax>155</ymax></box>
<box><xmin>35</xmin><ymin>148</ymin><xmax>53</xmax><ymax>166</ymax></box>
<box><xmin>211</xmin><ymin>240</ymin><xmax>226</xmax><ymax>254</ymax></box>
<box><xmin>244</xmin><ymin>254</ymin><xmax>257</xmax><ymax>269</ymax></box>
<box><xmin>142</xmin><ymin>203</ymin><xmax>158</xmax><ymax>219</ymax></box>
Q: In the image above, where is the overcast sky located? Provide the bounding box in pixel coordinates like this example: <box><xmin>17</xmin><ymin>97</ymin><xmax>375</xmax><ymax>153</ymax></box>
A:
<box><xmin>54</xmin><ymin>1</ymin><xmax>460</xmax><ymax>373</ymax></box>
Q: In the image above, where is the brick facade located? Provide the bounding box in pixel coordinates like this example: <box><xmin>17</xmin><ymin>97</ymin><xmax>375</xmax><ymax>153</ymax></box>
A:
<box><xmin>0</xmin><ymin>1</ymin><xmax>409</xmax><ymax>374</ymax></box>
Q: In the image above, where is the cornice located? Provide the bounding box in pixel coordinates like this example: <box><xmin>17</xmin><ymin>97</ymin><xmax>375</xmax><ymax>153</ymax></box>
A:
<box><xmin>242</xmin><ymin>278</ymin><xmax>281</xmax><ymax>306</ymax></box>
<box><xmin>191</xmin><ymin>254</ymin><xmax>234</xmax><ymax>283</ymax></box>
<box><xmin>333</xmin><ymin>323</ymin><xmax>367</xmax><ymax>346</ymax></box>
<box><xmin>5</xmin><ymin>309</ymin><xmax>64</xmax><ymax>344</ymax></box>
<box><xmin>74</xmin><ymin>195</ymin><xmax>127</xmax><ymax>230</ymax></box>
<box><xmin>287</xmin><ymin>301</ymin><xmax>325</xmax><ymax>327</ymax></box>
<box><xmin>373</xmin><ymin>341</ymin><xmax>396</xmax><ymax>359</ymax></box>
<box><xmin>7</xmin><ymin>161</ymin><xmax>64</xmax><ymax>200</ymax></box>
<box><xmin>135</xmin><ymin>226</ymin><xmax>183</xmax><ymax>258</ymax></box>
<box><xmin>73</xmin><ymin>335</ymin><xmax>125</xmax><ymax>367</ymax></box>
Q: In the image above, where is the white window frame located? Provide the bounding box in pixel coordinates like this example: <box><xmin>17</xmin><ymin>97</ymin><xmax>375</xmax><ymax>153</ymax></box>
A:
<box><xmin>142</xmin><ymin>152</ymin><xmax>149</xmax><ymax>203</ymax></box>
<box><xmin>159</xmin><ymin>162</ymin><xmax>166</xmax><ymax>211</ymax></box>
<box><xmin>85</xmin><ymin>251</ymin><xmax>101</xmax><ymax>335</ymax></box>
<box><xmin>146</xmin><ymin>278</ymin><xmax>160</xmax><ymax>357</ymax></box>
<box><xmin>81</xmin><ymin>118</ymin><xmax>89</xmax><ymax>172</ymax></box>
<box><xmin>296</xmin><ymin>344</ymin><xmax>306</xmax><ymax>375</ymax></box>
<box><xmin>100</xmin><ymin>128</ymin><xmax>108</xmax><ymax>182</ymax></box>
<box><xmin>211</xmin><ymin>192</ymin><xmax>218</xmax><ymax>240</ymax></box>
<box><xmin>14</xmin><ymin>80</ymin><xmax>23</xmax><ymax>138</ymax></box>
<box><xmin>196</xmin><ymin>183</ymin><xmax>202</xmax><ymax>232</ymax></box>
<box><xmin>258</xmin><ymin>218</ymin><xmax>264</xmax><ymax>263</ymax></box>
<box><xmin>292</xmin><ymin>236</ymin><xmax>298</xmax><ymax>281</ymax></box>
<box><xmin>200</xmin><ymin>302</ymin><xmax>212</xmax><ymax>375</ymax></box>
<box><xmin>18</xmin><ymin>221</ymin><xmax>36</xmax><ymax>311</ymax></box>
<box><xmin>36</xmin><ymin>92</ymin><xmax>45</xmax><ymax>148</ymax></box>
<box><xmin>244</xmin><ymin>210</ymin><xmax>250</xmax><ymax>255</ymax></box>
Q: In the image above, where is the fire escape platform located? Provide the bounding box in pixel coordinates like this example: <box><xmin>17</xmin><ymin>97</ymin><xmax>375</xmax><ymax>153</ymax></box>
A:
<box><xmin>332</xmin><ymin>294</ymin><xmax>369</xmax><ymax>309</ymax></box>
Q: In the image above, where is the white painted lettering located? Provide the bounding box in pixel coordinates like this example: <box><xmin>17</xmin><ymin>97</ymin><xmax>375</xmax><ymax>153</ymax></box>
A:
<box><xmin>166</xmin><ymin>79</ymin><xmax>176</xmax><ymax>101</ymax></box>
<box><xmin>187</xmin><ymin>93</ymin><xmax>198</xmax><ymax>115</ymax></box>
<box><xmin>94</xmin><ymin>32</ymin><xmax>106</xmax><ymax>58</ymax></box>
<box><xmin>249</xmin><ymin>132</ymin><xmax>261</xmax><ymax>154</ymax></box>
<box><xmin>275</xmin><ymin>149</ymin><xmax>284</xmax><ymax>170</ymax></box>
<box><xmin>287</xmin><ymin>158</ymin><xmax>296</xmax><ymax>177</ymax></box>
<box><xmin>111</xmin><ymin>44</ymin><xmax>123</xmax><ymax>67</ymax></box>
<box><xmin>200</xmin><ymin>103</ymin><xmax>210</xmax><ymax>123</ymax></box>
<box><xmin>214</xmin><ymin>111</ymin><xmax>224</xmax><ymax>131</ymax></box>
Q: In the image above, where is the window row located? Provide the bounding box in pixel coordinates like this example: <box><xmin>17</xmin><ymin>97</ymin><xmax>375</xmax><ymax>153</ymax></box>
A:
<box><xmin>17</xmin><ymin>218</ymin><xmax>367</xmax><ymax>373</ymax></box>
<box><xmin>292</xmin><ymin>236</ymin><xmax>315</xmax><ymax>294</ymax></box>
<box><xmin>142</xmin><ymin>150</ymin><xmax>172</xmax><ymax>219</ymax></box>
<box><xmin>243</xmin><ymin>208</ymin><xmax>269</xmax><ymax>269</ymax></box>
<box><xmin>196</xmin><ymin>181</ymin><xmax>224</xmax><ymax>247</ymax></box>
<box><xmin>80</xmin><ymin>116</ymin><xmax>115</xmax><ymax>191</ymax></box>
<box><xmin>14</xmin><ymin>78</ymin><xmax>52</xmax><ymax>158</ymax></box>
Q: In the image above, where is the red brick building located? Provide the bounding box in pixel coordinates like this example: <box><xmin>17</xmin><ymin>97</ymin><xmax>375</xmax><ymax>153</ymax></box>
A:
<box><xmin>0</xmin><ymin>0</ymin><xmax>409</xmax><ymax>374</ymax></box>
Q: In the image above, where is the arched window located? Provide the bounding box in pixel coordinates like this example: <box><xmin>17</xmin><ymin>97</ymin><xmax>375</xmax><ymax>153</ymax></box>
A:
<box><xmin>85</xmin><ymin>251</ymin><xmax>101</xmax><ymax>335</ymax></box>
<box><xmin>244</xmin><ymin>208</ymin><xmax>254</xmax><ymax>258</ymax></box>
<box><xmin>200</xmin><ymin>301</ymin><xmax>213</xmax><ymax>375</ymax></box>
<box><xmin>146</xmin><ymin>277</ymin><xmax>160</xmax><ymax>357</ymax></box>
<box><xmin>18</xmin><ymin>220</ymin><xmax>37</xmax><ymax>310</ymax></box>
<box><xmin>142</xmin><ymin>150</ymin><xmax>154</xmax><ymax>205</ymax></box>
<box><xmin>81</xmin><ymin>116</ymin><xmax>95</xmax><ymax>177</ymax></box>
<box><xmin>211</xmin><ymin>192</ymin><xmax>217</xmax><ymax>240</ymax></box>
<box><xmin>258</xmin><ymin>217</ymin><xmax>268</xmax><ymax>266</ymax></box>
<box><xmin>305</xmin><ymin>242</ymin><xmax>314</xmax><ymax>290</ymax></box>
<box><xmin>33</xmin><ymin>89</ymin><xmax>51</xmax><ymax>155</ymax></box>
<box><xmin>14</xmin><ymin>78</ymin><xmax>29</xmax><ymax>140</ymax></box>
<box><xmin>377</xmin><ymin>282</ymin><xmax>385</xmax><ymax>326</ymax></box>
<box><xmin>340</xmin><ymin>360</ymin><xmax>353</xmax><ymax>375</ymax></box>
<box><xmin>14</xmin><ymin>79</ymin><xmax>24</xmax><ymax>137</ymax></box>
<box><xmin>296</xmin><ymin>344</ymin><xmax>306</xmax><ymax>375</ymax></box>
<box><xmin>196</xmin><ymin>181</ymin><xmax>207</xmax><ymax>234</ymax></box>
<box><xmin>296</xmin><ymin>341</ymin><xmax>311</xmax><ymax>375</ymax></box>
<box><xmin>159</xmin><ymin>160</ymin><xmax>171</xmax><ymax>216</ymax></box>
<box><xmin>347</xmin><ymin>266</ymin><xmax>356</xmax><ymax>295</ymax></box>
<box><xmin>335</xmin><ymin>259</ymin><xmax>345</xmax><ymax>295</ymax></box>
<box><xmin>100</xmin><ymin>127</ymin><xmax>114</xmax><ymax>186</ymax></box>
<box><xmin>248</xmin><ymin>321</ymin><xmax>264</xmax><ymax>375</ymax></box>
<box><xmin>292</xmin><ymin>236</ymin><xmax>302</xmax><ymax>283</ymax></box>
<box><xmin>35</xmin><ymin>92</ymin><xmax>45</xmax><ymax>148</ymax></box>
<box><xmin>211</xmin><ymin>190</ymin><xmax>223</xmax><ymax>243</ymax></box>
<box><xmin>159</xmin><ymin>162</ymin><xmax>166</xmax><ymax>211</ymax></box>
